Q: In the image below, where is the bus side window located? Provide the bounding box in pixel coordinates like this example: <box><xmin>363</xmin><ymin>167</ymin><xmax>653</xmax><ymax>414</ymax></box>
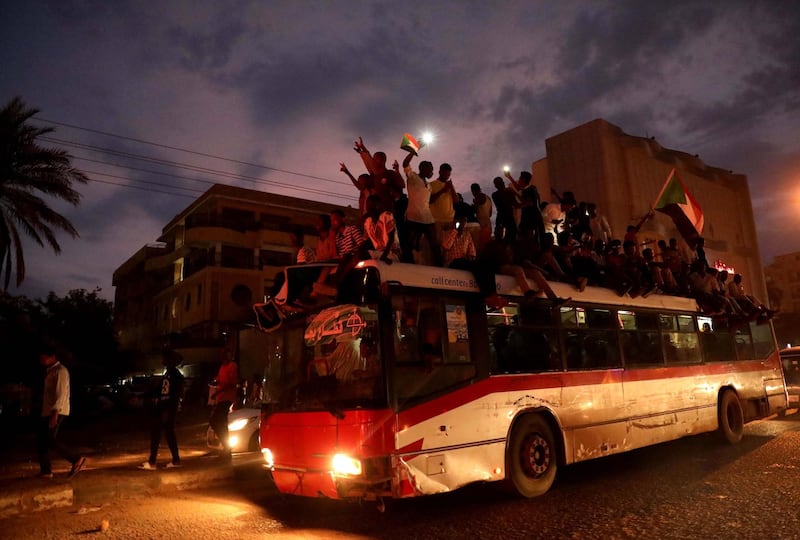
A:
<box><xmin>749</xmin><ymin>321</ymin><xmax>776</xmax><ymax>358</ymax></box>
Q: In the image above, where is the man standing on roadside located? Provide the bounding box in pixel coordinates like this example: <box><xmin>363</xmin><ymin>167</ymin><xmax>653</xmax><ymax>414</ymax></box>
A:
<box><xmin>209</xmin><ymin>348</ymin><xmax>239</xmax><ymax>460</ymax></box>
<box><xmin>37</xmin><ymin>344</ymin><xmax>85</xmax><ymax>479</ymax></box>
<box><xmin>139</xmin><ymin>349</ymin><xmax>184</xmax><ymax>470</ymax></box>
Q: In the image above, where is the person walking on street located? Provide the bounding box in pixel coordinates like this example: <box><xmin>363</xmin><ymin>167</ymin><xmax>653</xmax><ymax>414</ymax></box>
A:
<box><xmin>139</xmin><ymin>349</ymin><xmax>184</xmax><ymax>470</ymax></box>
<box><xmin>37</xmin><ymin>344</ymin><xmax>85</xmax><ymax>479</ymax></box>
<box><xmin>209</xmin><ymin>349</ymin><xmax>239</xmax><ymax>459</ymax></box>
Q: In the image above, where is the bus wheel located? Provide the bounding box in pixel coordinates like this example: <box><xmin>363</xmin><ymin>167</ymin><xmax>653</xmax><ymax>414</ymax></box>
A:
<box><xmin>507</xmin><ymin>415</ymin><xmax>557</xmax><ymax>498</ymax></box>
<box><xmin>718</xmin><ymin>390</ymin><xmax>744</xmax><ymax>444</ymax></box>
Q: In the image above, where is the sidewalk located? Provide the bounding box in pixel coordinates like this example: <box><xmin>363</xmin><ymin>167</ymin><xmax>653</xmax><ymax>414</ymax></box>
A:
<box><xmin>0</xmin><ymin>411</ymin><xmax>262</xmax><ymax>518</ymax></box>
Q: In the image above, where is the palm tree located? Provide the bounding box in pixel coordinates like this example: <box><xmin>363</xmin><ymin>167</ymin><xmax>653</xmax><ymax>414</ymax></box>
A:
<box><xmin>0</xmin><ymin>96</ymin><xmax>88</xmax><ymax>289</ymax></box>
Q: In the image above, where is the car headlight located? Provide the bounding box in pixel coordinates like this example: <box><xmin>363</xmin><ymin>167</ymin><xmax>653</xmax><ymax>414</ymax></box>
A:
<box><xmin>332</xmin><ymin>453</ymin><xmax>362</xmax><ymax>476</ymax></box>
<box><xmin>261</xmin><ymin>448</ymin><xmax>274</xmax><ymax>468</ymax></box>
<box><xmin>228</xmin><ymin>417</ymin><xmax>256</xmax><ymax>432</ymax></box>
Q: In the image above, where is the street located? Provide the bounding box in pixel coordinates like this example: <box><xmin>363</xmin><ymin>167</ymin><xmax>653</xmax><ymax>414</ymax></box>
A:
<box><xmin>1</xmin><ymin>413</ymin><xmax>798</xmax><ymax>539</ymax></box>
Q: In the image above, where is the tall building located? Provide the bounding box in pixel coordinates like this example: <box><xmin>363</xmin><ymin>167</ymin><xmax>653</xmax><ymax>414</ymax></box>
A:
<box><xmin>112</xmin><ymin>184</ymin><xmax>357</xmax><ymax>369</ymax></box>
<box><xmin>764</xmin><ymin>252</ymin><xmax>800</xmax><ymax>314</ymax></box>
<box><xmin>533</xmin><ymin>118</ymin><xmax>766</xmax><ymax>301</ymax></box>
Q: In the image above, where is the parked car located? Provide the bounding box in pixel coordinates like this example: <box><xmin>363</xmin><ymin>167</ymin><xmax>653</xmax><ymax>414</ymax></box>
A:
<box><xmin>779</xmin><ymin>347</ymin><xmax>800</xmax><ymax>414</ymax></box>
<box><xmin>206</xmin><ymin>406</ymin><xmax>260</xmax><ymax>453</ymax></box>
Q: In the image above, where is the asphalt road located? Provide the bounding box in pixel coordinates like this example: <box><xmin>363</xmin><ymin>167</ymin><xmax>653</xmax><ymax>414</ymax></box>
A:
<box><xmin>2</xmin><ymin>412</ymin><xmax>798</xmax><ymax>539</ymax></box>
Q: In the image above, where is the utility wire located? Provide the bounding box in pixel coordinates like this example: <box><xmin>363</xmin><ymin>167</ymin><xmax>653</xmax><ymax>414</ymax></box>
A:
<box><xmin>35</xmin><ymin>117</ymin><xmax>351</xmax><ymax>187</ymax></box>
<box><xmin>89</xmin><ymin>177</ymin><xmax>199</xmax><ymax>199</ymax></box>
<box><xmin>42</xmin><ymin>136</ymin><xmax>358</xmax><ymax>203</ymax></box>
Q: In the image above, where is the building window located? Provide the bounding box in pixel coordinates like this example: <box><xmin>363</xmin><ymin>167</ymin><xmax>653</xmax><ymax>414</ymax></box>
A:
<box><xmin>185</xmin><ymin>292</ymin><xmax>191</xmax><ymax>311</ymax></box>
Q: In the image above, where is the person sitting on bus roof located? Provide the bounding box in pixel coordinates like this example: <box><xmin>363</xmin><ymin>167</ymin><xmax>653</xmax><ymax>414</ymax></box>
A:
<box><xmin>480</xmin><ymin>238</ymin><xmax>568</xmax><ymax>305</ymax></box>
<box><xmin>554</xmin><ymin>231</ymin><xmax>589</xmax><ymax>292</ymax></box>
<box><xmin>605</xmin><ymin>239</ymin><xmax>634</xmax><ymax>297</ymax></box>
<box><xmin>688</xmin><ymin>263</ymin><xmax>728</xmax><ymax>316</ymax></box>
<box><xmin>339</xmin><ymin>161</ymin><xmax>372</xmax><ymax>217</ymax></box>
<box><xmin>727</xmin><ymin>273</ymin><xmax>778</xmax><ymax>322</ymax></box>
<box><xmin>442</xmin><ymin>215</ymin><xmax>477</xmax><ymax>267</ymax></box>
<box><xmin>315</xmin><ymin>214</ymin><xmax>338</xmax><ymax>262</ymax></box>
<box><xmin>330</xmin><ymin>209</ymin><xmax>363</xmax><ymax>260</ymax></box>
<box><xmin>643</xmin><ymin>247</ymin><xmax>678</xmax><ymax>295</ymax></box>
<box><xmin>446</xmin><ymin>221</ymin><xmax>508</xmax><ymax>309</ymax></box>
<box><xmin>622</xmin><ymin>239</ymin><xmax>657</xmax><ymax>297</ymax></box>
<box><xmin>290</xmin><ymin>227</ymin><xmax>316</xmax><ymax>264</ymax></box>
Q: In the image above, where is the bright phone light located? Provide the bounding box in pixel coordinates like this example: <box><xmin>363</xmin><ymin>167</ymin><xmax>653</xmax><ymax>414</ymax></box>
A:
<box><xmin>421</xmin><ymin>132</ymin><xmax>434</xmax><ymax>145</ymax></box>
<box><xmin>503</xmin><ymin>165</ymin><xmax>511</xmax><ymax>172</ymax></box>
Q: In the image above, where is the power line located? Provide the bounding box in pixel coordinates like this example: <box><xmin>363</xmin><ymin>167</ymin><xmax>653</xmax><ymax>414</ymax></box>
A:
<box><xmin>82</xmin><ymin>170</ymin><xmax>208</xmax><ymax>195</ymax></box>
<box><xmin>88</xmin><ymin>177</ymin><xmax>199</xmax><ymax>199</ymax></box>
<box><xmin>34</xmin><ymin>117</ymin><xmax>351</xmax><ymax>187</ymax></box>
<box><xmin>41</xmin><ymin>136</ymin><xmax>358</xmax><ymax>203</ymax></box>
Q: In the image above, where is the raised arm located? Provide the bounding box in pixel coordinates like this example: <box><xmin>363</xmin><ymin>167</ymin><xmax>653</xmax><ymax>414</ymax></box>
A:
<box><xmin>354</xmin><ymin>137</ymin><xmax>376</xmax><ymax>176</ymax></box>
<box><xmin>340</xmin><ymin>163</ymin><xmax>360</xmax><ymax>189</ymax></box>
<box><xmin>402</xmin><ymin>148</ymin><xmax>415</xmax><ymax>169</ymax></box>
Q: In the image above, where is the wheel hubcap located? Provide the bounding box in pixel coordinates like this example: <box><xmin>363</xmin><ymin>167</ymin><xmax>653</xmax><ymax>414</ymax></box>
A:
<box><xmin>521</xmin><ymin>433</ymin><xmax>550</xmax><ymax>477</ymax></box>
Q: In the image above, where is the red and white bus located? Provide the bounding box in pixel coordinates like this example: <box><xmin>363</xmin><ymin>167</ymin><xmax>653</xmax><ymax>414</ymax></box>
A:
<box><xmin>255</xmin><ymin>261</ymin><xmax>788</xmax><ymax>501</ymax></box>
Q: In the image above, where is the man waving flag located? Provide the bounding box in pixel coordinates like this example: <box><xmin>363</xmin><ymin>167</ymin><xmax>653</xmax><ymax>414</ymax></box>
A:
<box><xmin>653</xmin><ymin>168</ymin><xmax>704</xmax><ymax>247</ymax></box>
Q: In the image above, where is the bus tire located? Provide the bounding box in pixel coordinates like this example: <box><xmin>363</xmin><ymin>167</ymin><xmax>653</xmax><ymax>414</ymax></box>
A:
<box><xmin>507</xmin><ymin>414</ymin><xmax>557</xmax><ymax>498</ymax></box>
<box><xmin>718</xmin><ymin>390</ymin><xmax>744</xmax><ymax>444</ymax></box>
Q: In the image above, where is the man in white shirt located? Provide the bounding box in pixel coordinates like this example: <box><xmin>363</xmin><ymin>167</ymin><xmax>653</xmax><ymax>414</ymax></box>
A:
<box><xmin>399</xmin><ymin>148</ymin><xmax>441</xmax><ymax>265</ymax></box>
<box><xmin>38</xmin><ymin>344</ymin><xmax>85</xmax><ymax>479</ymax></box>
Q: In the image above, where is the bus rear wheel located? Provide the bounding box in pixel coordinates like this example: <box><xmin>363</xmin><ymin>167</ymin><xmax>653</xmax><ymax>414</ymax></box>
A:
<box><xmin>507</xmin><ymin>414</ymin><xmax>557</xmax><ymax>498</ymax></box>
<box><xmin>718</xmin><ymin>390</ymin><xmax>744</xmax><ymax>444</ymax></box>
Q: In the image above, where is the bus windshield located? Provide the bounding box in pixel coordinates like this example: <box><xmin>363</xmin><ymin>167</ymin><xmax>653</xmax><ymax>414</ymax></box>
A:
<box><xmin>263</xmin><ymin>303</ymin><xmax>386</xmax><ymax>413</ymax></box>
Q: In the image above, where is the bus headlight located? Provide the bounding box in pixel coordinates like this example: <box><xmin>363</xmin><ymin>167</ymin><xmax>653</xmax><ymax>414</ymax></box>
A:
<box><xmin>261</xmin><ymin>448</ymin><xmax>274</xmax><ymax>468</ymax></box>
<box><xmin>332</xmin><ymin>453</ymin><xmax>362</xmax><ymax>476</ymax></box>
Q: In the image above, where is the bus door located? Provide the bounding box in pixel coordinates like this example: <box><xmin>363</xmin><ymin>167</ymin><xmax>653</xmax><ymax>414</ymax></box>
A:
<box><xmin>558</xmin><ymin>306</ymin><xmax>626</xmax><ymax>462</ymax></box>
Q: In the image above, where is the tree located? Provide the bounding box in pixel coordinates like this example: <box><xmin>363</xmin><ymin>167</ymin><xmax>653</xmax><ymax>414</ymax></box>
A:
<box><xmin>0</xmin><ymin>96</ymin><xmax>88</xmax><ymax>290</ymax></box>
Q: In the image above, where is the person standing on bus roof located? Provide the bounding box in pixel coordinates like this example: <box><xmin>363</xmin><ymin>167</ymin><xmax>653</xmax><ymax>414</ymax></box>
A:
<box><xmin>209</xmin><ymin>348</ymin><xmax>239</xmax><ymax>460</ymax></box>
<box><xmin>353</xmin><ymin>137</ymin><xmax>407</xmax><ymax>253</ymax></box>
<box><xmin>471</xmin><ymin>183</ymin><xmax>493</xmax><ymax>252</ymax></box>
<box><xmin>399</xmin><ymin>148</ymin><xmax>440</xmax><ymax>266</ymax></box>
<box><xmin>492</xmin><ymin>176</ymin><xmax>517</xmax><ymax>243</ymax></box>
<box><xmin>362</xmin><ymin>195</ymin><xmax>401</xmax><ymax>263</ymax></box>
<box><xmin>429</xmin><ymin>163</ymin><xmax>458</xmax><ymax>245</ymax></box>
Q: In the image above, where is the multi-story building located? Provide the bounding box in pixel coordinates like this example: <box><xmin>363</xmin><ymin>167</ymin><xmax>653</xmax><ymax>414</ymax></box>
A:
<box><xmin>532</xmin><ymin>118</ymin><xmax>766</xmax><ymax>301</ymax></box>
<box><xmin>112</xmin><ymin>184</ymin><xmax>357</xmax><ymax>369</ymax></box>
<box><xmin>764</xmin><ymin>252</ymin><xmax>800</xmax><ymax>314</ymax></box>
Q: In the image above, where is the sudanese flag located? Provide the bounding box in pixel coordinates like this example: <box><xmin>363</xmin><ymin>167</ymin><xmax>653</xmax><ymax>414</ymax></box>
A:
<box><xmin>654</xmin><ymin>168</ymin><xmax>704</xmax><ymax>247</ymax></box>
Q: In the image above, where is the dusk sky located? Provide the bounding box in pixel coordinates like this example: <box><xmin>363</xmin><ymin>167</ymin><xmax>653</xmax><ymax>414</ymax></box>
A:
<box><xmin>2</xmin><ymin>1</ymin><xmax>799</xmax><ymax>301</ymax></box>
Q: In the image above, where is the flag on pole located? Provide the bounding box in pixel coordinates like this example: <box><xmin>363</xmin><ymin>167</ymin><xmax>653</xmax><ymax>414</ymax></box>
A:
<box><xmin>400</xmin><ymin>133</ymin><xmax>424</xmax><ymax>155</ymax></box>
<box><xmin>653</xmin><ymin>168</ymin><xmax>704</xmax><ymax>245</ymax></box>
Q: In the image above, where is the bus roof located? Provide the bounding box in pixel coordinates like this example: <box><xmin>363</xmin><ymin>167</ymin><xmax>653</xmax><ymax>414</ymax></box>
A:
<box><xmin>354</xmin><ymin>260</ymin><xmax>699</xmax><ymax>313</ymax></box>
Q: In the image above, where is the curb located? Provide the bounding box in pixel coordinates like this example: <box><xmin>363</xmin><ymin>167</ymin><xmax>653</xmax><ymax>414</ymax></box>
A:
<box><xmin>1</xmin><ymin>464</ymin><xmax>236</xmax><ymax>518</ymax></box>
<box><xmin>0</xmin><ymin>482</ymin><xmax>73</xmax><ymax>519</ymax></box>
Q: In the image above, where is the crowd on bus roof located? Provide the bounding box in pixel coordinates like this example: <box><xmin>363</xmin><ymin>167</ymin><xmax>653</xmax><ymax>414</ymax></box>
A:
<box><xmin>290</xmin><ymin>137</ymin><xmax>776</xmax><ymax>324</ymax></box>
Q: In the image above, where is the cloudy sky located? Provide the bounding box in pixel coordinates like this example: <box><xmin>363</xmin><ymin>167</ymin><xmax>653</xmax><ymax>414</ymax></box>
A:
<box><xmin>2</xmin><ymin>1</ymin><xmax>799</xmax><ymax>301</ymax></box>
